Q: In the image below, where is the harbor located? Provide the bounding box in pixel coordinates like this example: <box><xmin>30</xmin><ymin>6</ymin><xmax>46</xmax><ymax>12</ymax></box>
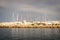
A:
<box><xmin>0</xmin><ymin>0</ymin><xmax>60</xmax><ymax>40</ymax></box>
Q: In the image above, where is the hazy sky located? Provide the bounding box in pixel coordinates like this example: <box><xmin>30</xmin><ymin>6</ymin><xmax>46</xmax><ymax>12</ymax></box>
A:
<box><xmin>0</xmin><ymin>0</ymin><xmax>60</xmax><ymax>22</ymax></box>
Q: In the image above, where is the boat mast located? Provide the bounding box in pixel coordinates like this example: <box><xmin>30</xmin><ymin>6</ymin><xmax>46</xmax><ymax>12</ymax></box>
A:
<box><xmin>45</xmin><ymin>13</ymin><xmax>46</xmax><ymax>22</ymax></box>
<box><xmin>12</xmin><ymin>12</ymin><xmax>15</xmax><ymax>22</ymax></box>
<box><xmin>17</xmin><ymin>13</ymin><xmax>18</xmax><ymax>22</ymax></box>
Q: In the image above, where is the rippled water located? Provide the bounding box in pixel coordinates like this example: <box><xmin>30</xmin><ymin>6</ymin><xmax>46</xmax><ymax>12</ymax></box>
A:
<box><xmin>0</xmin><ymin>28</ymin><xmax>60</xmax><ymax>40</ymax></box>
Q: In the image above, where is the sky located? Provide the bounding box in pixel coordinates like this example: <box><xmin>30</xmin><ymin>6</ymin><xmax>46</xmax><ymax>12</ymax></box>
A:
<box><xmin>0</xmin><ymin>0</ymin><xmax>60</xmax><ymax>22</ymax></box>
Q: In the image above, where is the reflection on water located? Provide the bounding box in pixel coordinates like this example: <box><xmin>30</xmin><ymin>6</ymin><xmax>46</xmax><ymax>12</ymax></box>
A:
<box><xmin>0</xmin><ymin>28</ymin><xmax>60</xmax><ymax>40</ymax></box>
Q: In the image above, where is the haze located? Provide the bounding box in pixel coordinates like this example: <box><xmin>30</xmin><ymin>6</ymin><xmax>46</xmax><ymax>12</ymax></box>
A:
<box><xmin>0</xmin><ymin>0</ymin><xmax>60</xmax><ymax>22</ymax></box>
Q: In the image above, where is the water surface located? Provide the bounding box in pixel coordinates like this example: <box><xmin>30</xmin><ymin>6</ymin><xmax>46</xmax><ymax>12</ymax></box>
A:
<box><xmin>0</xmin><ymin>28</ymin><xmax>60</xmax><ymax>40</ymax></box>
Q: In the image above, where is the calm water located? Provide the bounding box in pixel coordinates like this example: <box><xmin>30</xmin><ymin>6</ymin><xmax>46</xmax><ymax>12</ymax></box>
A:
<box><xmin>0</xmin><ymin>28</ymin><xmax>60</xmax><ymax>40</ymax></box>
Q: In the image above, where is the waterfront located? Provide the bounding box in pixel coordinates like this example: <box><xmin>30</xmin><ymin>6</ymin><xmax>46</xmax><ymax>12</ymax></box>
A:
<box><xmin>0</xmin><ymin>28</ymin><xmax>60</xmax><ymax>40</ymax></box>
